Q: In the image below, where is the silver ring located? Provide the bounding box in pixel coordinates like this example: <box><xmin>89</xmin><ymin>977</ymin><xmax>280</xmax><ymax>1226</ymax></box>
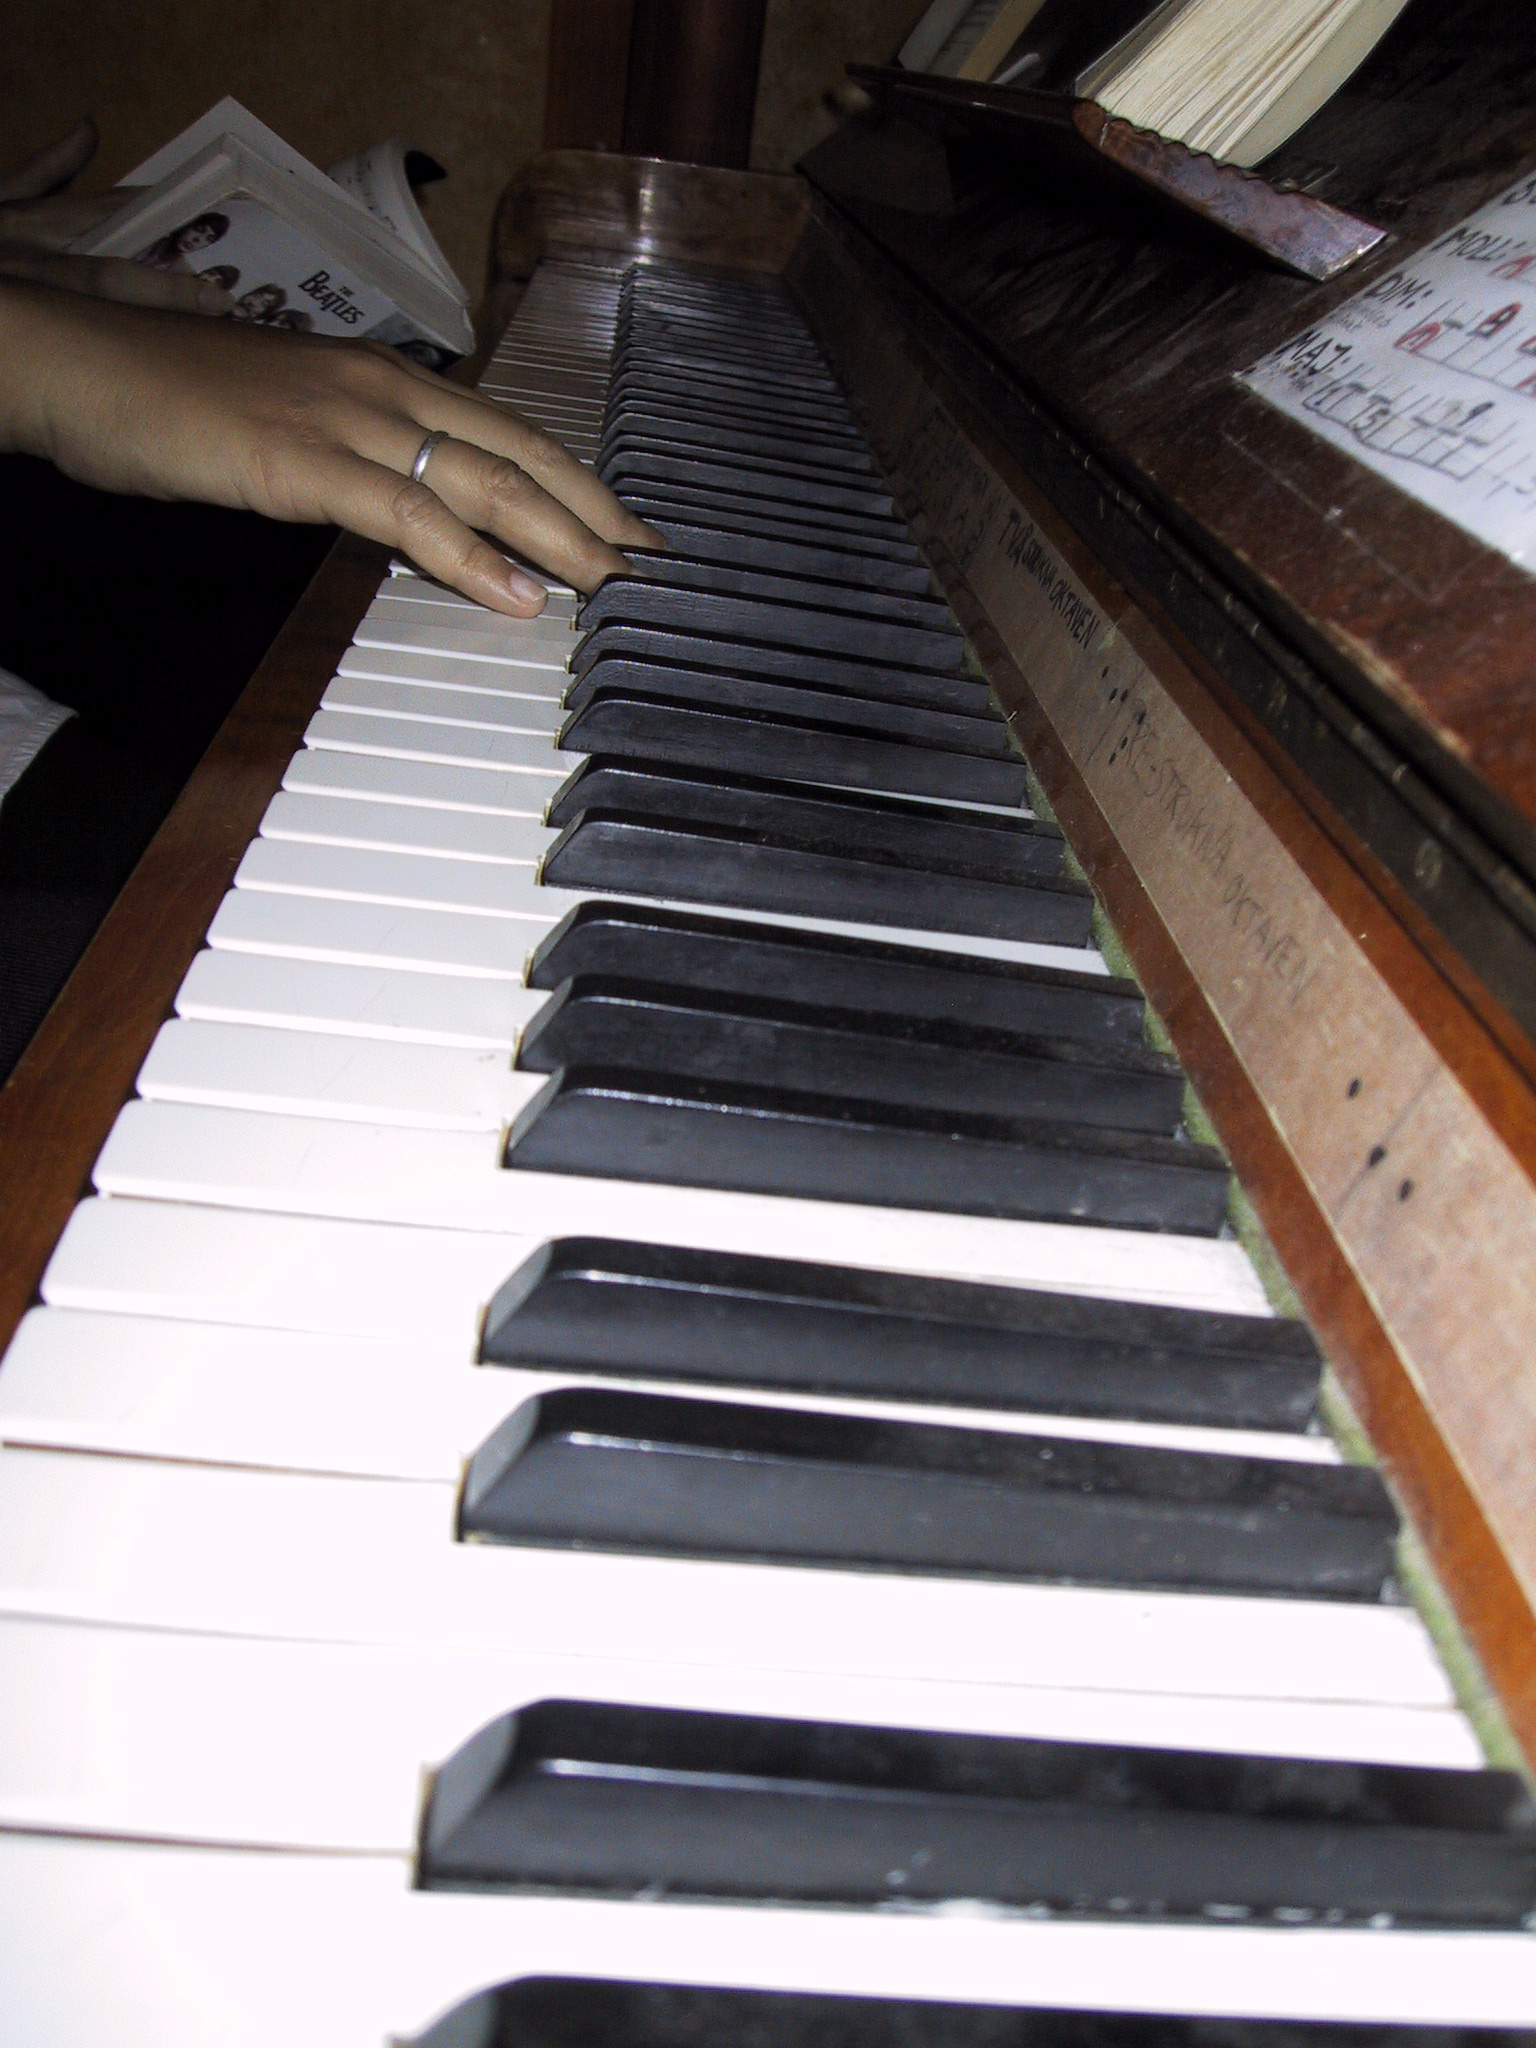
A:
<box><xmin>410</xmin><ymin>429</ymin><xmax>449</xmax><ymax>485</ymax></box>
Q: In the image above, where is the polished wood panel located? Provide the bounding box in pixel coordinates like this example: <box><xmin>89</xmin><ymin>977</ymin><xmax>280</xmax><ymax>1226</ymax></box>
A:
<box><xmin>622</xmin><ymin>0</ymin><xmax>767</xmax><ymax>169</ymax></box>
<box><xmin>544</xmin><ymin>0</ymin><xmax>637</xmax><ymax>153</ymax></box>
<box><xmin>792</xmin><ymin>205</ymin><xmax>1536</xmax><ymax>1761</ymax></box>
<box><xmin>847</xmin><ymin>67</ymin><xmax>1387</xmax><ymax>281</ymax></box>
<box><xmin>0</xmin><ymin>533</ymin><xmax>387</xmax><ymax>1356</ymax></box>
<box><xmin>491</xmin><ymin>147</ymin><xmax>808</xmax><ymax>284</ymax></box>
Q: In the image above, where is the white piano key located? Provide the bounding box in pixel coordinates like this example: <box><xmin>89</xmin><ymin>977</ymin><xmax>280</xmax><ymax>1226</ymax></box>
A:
<box><xmin>335</xmin><ymin>647</ymin><xmax>565</xmax><ymax>704</ymax></box>
<box><xmin>390</xmin><ymin>559</ymin><xmax>579</xmax><ymax>605</ymax></box>
<box><xmin>258</xmin><ymin>790</ymin><xmax>556</xmax><ymax>865</ymax></box>
<box><xmin>321</xmin><ymin>676</ymin><xmax>566</xmax><ymax>736</ymax></box>
<box><xmin>0</xmin><ymin>1301</ymin><xmax>1339</xmax><ymax>1474</ymax></box>
<box><xmin>285</xmin><ymin>740</ymin><xmax>563</xmax><ymax>812</ymax></box>
<box><xmin>485</xmin><ymin>351</ymin><xmax>610</xmax><ymax>373</ymax></box>
<box><xmin>136</xmin><ymin>1019</ymin><xmax>540</xmax><ymax>1130</ymax></box>
<box><xmin>236</xmin><ymin>835</ymin><xmax>574</xmax><ymax>923</ymax></box>
<box><xmin>374</xmin><ymin>579</ymin><xmax>580</xmax><ymax>622</ymax></box>
<box><xmin>0</xmin><ymin>1444</ymin><xmax>1455</xmax><ymax>1711</ymax></box>
<box><xmin>175</xmin><ymin>950</ymin><xmax>540</xmax><ymax>1048</ymax></box>
<box><xmin>234</xmin><ymin>833</ymin><xmax>1111</xmax><ymax>974</ymax></box>
<box><xmin>213</xmin><ymin>869</ymin><xmax>1109</xmax><ymax>984</ymax></box>
<box><xmin>9</xmin><ymin>1836</ymin><xmax>1536</xmax><ymax>2048</ymax></box>
<box><xmin>304</xmin><ymin>705</ymin><xmax>579</xmax><ymax>773</ymax></box>
<box><xmin>358</xmin><ymin>592</ymin><xmax>579</xmax><ymax>642</ymax></box>
<box><xmin>352</xmin><ymin>613</ymin><xmax>577</xmax><ymax>663</ymax></box>
<box><xmin>338</xmin><ymin>641</ymin><xmax>568</xmax><ymax>689</ymax></box>
<box><xmin>484</xmin><ymin>353</ymin><xmax>610</xmax><ymax>374</ymax></box>
<box><xmin>90</xmin><ymin>1098</ymin><xmax>1272</xmax><ymax>1314</ymax></box>
<box><xmin>43</xmin><ymin>1190</ymin><xmax>1265</xmax><ymax>1359</ymax></box>
<box><xmin>41</xmin><ymin>1199</ymin><xmax>516</xmax><ymax>1342</ymax></box>
<box><xmin>0</xmin><ymin>1619</ymin><xmax>1479</xmax><ymax>1873</ymax></box>
<box><xmin>208</xmin><ymin>889</ymin><xmax>539</xmax><ymax>979</ymax></box>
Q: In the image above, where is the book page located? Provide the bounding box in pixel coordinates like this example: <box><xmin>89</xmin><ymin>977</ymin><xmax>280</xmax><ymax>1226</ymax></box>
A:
<box><xmin>1239</xmin><ymin>172</ymin><xmax>1536</xmax><ymax>568</ymax></box>
<box><xmin>327</xmin><ymin>140</ymin><xmax>465</xmax><ymax>299</ymax></box>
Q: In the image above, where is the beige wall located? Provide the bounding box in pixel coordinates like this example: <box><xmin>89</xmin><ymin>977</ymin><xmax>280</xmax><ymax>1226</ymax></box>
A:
<box><xmin>4</xmin><ymin>1</ymin><xmax>926</xmax><ymax>301</ymax></box>
<box><xmin>752</xmin><ymin>0</ymin><xmax>931</xmax><ymax>172</ymax></box>
<box><xmin>4</xmin><ymin>0</ymin><xmax>554</xmax><ymax>297</ymax></box>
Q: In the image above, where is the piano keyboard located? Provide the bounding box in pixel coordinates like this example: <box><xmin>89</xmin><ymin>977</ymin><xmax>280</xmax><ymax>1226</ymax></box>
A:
<box><xmin>2</xmin><ymin>258</ymin><xmax>1533</xmax><ymax>2047</ymax></box>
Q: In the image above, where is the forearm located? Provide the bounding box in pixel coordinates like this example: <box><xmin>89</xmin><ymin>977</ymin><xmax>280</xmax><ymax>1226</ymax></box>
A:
<box><xmin>0</xmin><ymin>278</ymin><xmax>61</xmax><ymax>463</ymax></box>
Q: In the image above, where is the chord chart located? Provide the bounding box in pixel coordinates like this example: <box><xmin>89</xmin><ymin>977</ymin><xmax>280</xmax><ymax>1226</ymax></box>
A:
<box><xmin>1240</xmin><ymin>172</ymin><xmax>1536</xmax><ymax>566</ymax></box>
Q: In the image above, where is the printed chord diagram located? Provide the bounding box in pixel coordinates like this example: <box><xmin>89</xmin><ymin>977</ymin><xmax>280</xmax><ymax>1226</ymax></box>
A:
<box><xmin>1302</xmin><ymin>364</ymin><xmax>1521</xmax><ymax>484</ymax></box>
<box><xmin>1394</xmin><ymin>291</ymin><xmax>1536</xmax><ymax>396</ymax></box>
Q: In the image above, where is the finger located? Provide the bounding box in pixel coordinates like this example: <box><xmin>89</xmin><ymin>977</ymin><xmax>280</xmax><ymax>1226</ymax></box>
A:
<box><xmin>292</xmin><ymin>451</ymin><xmax>551</xmax><ymax>616</ymax></box>
<box><xmin>403</xmin><ymin>381</ymin><xmax>664</xmax><ymax>550</ymax></box>
<box><xmin>0</xmin><ymin>119</ymin><xmax>98</xmax><ymax>203</ymax></box>
<box><xmin>0</xmin><ymin>191</ymin><xmax>130</xmax><ymax>252</ymax></box>
<box><xmin>0</xmin><ymin>248</ymin><xmax>232</xmax><ymax>315</ymax></box>
<box><xmin>410</xmin><ymin>436</ymin><xmax>635</xmax><ymax>593</ymax></box>
<box><xmin>339</xmin><ymin>403</ymin><xmax>633</xmax><ymax>594</ymax></box>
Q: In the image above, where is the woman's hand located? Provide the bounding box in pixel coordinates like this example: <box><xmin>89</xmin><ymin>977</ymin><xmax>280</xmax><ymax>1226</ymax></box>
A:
<box><xmin>0</xmin><ymin>122</ymin><xmax>234</xmax><ymax>316</ymax></box>
<box><xmin>0</xmin><ymin>278</ymin><xmax>660</xmax><ymax>614</ymax></box>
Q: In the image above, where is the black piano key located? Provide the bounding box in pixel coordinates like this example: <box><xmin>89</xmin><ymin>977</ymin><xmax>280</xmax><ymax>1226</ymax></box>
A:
<box><xmin>569</xmin><ymin>625</ymin><xmax>990</xmax><ymax>716</ymax></box>
<box><xmin>503</xmin><ymin>1067</ymin><xmax>1231</xmax><ymax>1233</ymax></box>
<box><xmin>420</xmin><ymin>1701</ymin><xmax>1536</xmax><ymax>1925</ymax></box>
<box><xmin>619</xmin><ymin>308</ymin><xmax>822</xmax><ymax>338</ymax></box>
<box><xmin>611</xmin><ymin>476</ymin><xmax>914</xmax><ymax>544</ymax></box>
<box><xmin>610</xmin><ymin>348</ymin><xmax>843</xmax><ymax>393</ymax></box>
<box><xmin>611</xmin><ymin>383</ymin><xmax>865</xmax><ymax>438</ymax></box>
<box><xmin>526</xmin><ymin>902</ymin><xmax>1146</xmax><ymax>1048</ymax></box>
<box><xmin>478</xmin><ymin>1236</ymin><xmax>1323</xmax><ymax>1432</ymax></box>
<box><xmin>540</xmin><ymin>813</ymin><xmax>1089</xmax><ymax>944</ymax></box>
<box><xmin>564</xmin><ymin>661</ymin><xmax>1004</xmax><ymax>747</ymax></box>
<box><xmin>603</xmin><ymin>414</ymin><xmax>877</xmax><ymax>474</ymax></box>
<box><xmin>620</xmin><ymin>299</ymin><xmax>823</xmax><ymax>334</ymax></box>
<box><xmin>618</xmin><ymin>487</ymin><xmax>925</xmax><ymax>557</ymax></box>
<box><xmin>565</xmin><ymin>656</ymin><xmax>1005</xmax><ymax>743</ymax></box>
<box><xmin>578</xmin><ymin>578</ymin><xmax>964</xmax><ymax>670</ymax></box>
<box><xmin>601</xmin><ymin>451</ymin><xmax>896</xmax><ymax>519</ymax></box>
<box><xmin>456</xmin><ymin>1386</ymin><xmax>1396</xmax><ymax>1599</ymax></box>
<box><xmin>614</xmin><ymin>344</ymin><xmax>839</xmax><ymax>395</ymax></box>
<box><xmin>600</xmin><ymin>442</ymin><xmax>897</xmax><ymax>513</ymax></box>
<box><xmin>614</xmin><ymin>553</ymin><xmax>957</xmax><ymax>632</ymax></box>
<box><xmin>616</xmin><ymin>331</ymin><xmax>830</xmax><ymax>370</ymax></box>
<box><xmin>410</xmin><ymin>1977</ymin><xmax>1536</xmax><ymax>2048</ymax></box>
<box><xmin>635</xmin><ymin>517</ymin><xmax>935</xmax><ymax>593</ymax></box>
<box><xmin>515</xmin><ymin>977</ymin><xmax>1185</xmax><ymax>1134</ymax></box>
<box><xmin>558</xmin><ymin>698</ymin><xmax>1029</xmax><ymax>806</ymax></box>
<box><xmin>545</xmin><ymin>760</ymin><xmax>1054</xmax><ymax>874</ymax></box>
<box><xmin>609</xmin><ymin>370</ymin><xmax>857</xmax><ymax>431</ymax></box>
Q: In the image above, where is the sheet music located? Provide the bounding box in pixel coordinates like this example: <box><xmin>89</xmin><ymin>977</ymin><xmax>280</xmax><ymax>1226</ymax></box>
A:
<box><xmin>1239</xmin><ymin>170</ymin><xmax>1536</xmax><ymax>566</ymax></box>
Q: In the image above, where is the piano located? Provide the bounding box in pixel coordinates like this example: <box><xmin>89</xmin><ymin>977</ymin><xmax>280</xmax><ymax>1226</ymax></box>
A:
<box><xmin>3</xmin><ymin>7</ymin><xmax>1536</xmax><ymax>2036</ymax></box>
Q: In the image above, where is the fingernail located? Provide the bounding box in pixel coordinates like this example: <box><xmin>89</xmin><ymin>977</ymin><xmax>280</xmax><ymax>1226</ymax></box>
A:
<box><xmin>507</xmin><ymin>565</ymin><xmax>547</xmax><ymax>608</ymax></box>
<box><xmin>197</xmin><ymin>280</ymin><xmax>233</xmax><ymax>315</ymax></box>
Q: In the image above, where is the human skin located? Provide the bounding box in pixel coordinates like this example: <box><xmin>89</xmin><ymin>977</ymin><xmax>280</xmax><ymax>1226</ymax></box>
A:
<box><xmin>0</xmin><ymin>277</ymin><xmax>659</xmax><ymax>613</ymax></box>
<box><xmin>0</xmin><ymin>120</ymin><xmax>231</xmax><ymax>314</ymax></box>
<box><xmin>0</xmin><ymin>121</ymin><xmax>658</xmax><ymax>610</ymax></box>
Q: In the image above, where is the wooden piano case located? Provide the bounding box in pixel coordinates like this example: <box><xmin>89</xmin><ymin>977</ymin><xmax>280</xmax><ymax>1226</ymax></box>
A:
<box><xmin>5</xmin><ymin>0</ymin><xmax>1536</xmax><ymax>1767</ymax></box>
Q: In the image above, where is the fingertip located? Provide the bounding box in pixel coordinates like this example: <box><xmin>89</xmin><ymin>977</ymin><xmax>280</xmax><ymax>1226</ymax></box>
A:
<box><xmin>628</xmin><ymin>519</ymin><xmax>667</xmax><ymax>549</ymax></box>
<box><xmin>504</xmin><ymin>564</ymin><xmax>549</xmax><ymax>615</ymax></box>
<box><xmin>196</xmin><ymin>280</ymin><xmax>234</xmax><ymax>316</ymax></box>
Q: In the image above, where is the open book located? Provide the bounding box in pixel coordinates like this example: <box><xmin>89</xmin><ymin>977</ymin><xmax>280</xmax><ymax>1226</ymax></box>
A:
<box><xmin>72</xmin><ymin>98</ymin><xmax>474</xmax><ymax>363</ymax></box>
<box><xmin>898</xmin><ymin>0</ymin><xmax>1413</xmax><ymax>166</ymax></box>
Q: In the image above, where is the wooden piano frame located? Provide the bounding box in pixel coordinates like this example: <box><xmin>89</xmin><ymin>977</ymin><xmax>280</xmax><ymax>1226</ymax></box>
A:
<box><xmin>3</xmin><ymin>149</ymin><xmax>1534</xmax><ymax>1767</ymax></box>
